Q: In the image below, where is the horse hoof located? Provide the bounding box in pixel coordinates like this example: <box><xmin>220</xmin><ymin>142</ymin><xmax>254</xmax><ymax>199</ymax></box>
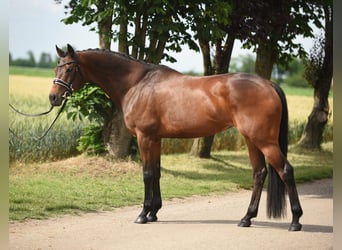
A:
<box><xmin>147</xmin><ymin>215</ymin><xmax>158</xmax><ymax>222</ymax></box>
<box><xmin>134</xmin><ymin>216</ymin><xmax>148</xmax><ymax>224</ymax></box>
<box><xmin>288</xmin><ymin>223</ymin><xmax>302</xmax><ymax>231</ymax></box>
<box><xmin>238</xmin><ymin>219</ymin><xmax>251</xmax><ymax>227</ymax></box>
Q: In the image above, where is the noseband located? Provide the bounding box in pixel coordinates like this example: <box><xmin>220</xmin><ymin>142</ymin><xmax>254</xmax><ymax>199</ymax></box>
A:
<box><xmin>53</xmin><ymin>60</ymin><xmax>80</xmax><ymax>97</ymax></box>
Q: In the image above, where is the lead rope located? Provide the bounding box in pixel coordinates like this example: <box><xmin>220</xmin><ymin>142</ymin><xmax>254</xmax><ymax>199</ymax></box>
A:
<box><xmin>9</xmin><ymin>103</ymin><xmax>54</xmax><ymax>117</ymax></box>
<box><xmin>9</xmin><ymin>99</ymin><xmax>68</xmax><ymax>142</ymax></box>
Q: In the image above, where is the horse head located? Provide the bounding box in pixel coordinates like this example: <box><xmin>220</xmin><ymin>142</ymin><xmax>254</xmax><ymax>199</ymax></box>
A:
<box><xmin>49</xmin><ymin>44</ymin><xmax>84</xmax><ymax>106</ymax></box>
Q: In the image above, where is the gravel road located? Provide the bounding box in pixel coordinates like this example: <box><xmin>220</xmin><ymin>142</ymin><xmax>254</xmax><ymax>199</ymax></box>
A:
<box><xmin>9</xmin><ymin>179</ymin><xmax>333</xmax><ymax>250</ymax></box>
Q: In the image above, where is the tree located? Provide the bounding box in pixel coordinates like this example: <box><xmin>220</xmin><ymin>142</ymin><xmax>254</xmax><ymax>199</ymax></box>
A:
<box><xmin>237</xmin><ymin>1</ymin><xmax>325</xmax><ymax>80</ymax></box>
<box><xmin>38</xmin><ymin>52</ymin><xmax>53</xmax><ymax>68</ymax></box>
<box><xmin>27</xmin><ymin>51</ymin><xmax>36</xmax><ymax>67</ymax></box>
<box><xmin>298</xmin><ymin>2</ymin><xmax>333</xmax><ymax>149</ymax></box>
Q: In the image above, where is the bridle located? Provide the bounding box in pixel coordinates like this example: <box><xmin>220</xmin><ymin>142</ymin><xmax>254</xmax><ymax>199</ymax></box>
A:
<box><xmin>53</xmin><ymin>60</ymin><xmax>81</xmax><ymax>97</ymax></box>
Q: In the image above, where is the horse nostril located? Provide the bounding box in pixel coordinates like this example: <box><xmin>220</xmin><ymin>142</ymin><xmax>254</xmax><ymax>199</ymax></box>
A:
<box><xmin>49</xmin><ymin>94</ymin><xmax>59</xmax><ymax>105</ymax></box>
<box><xmin>49</xmin><ymin>94</ymin><xmax>56</xmax><ymax>102</ymax></box>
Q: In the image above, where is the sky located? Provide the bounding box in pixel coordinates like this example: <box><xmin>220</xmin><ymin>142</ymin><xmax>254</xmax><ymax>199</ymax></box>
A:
<box><xmin>9</xmin><ymin>0</ymin><xmax>319</xmax><ymax>73</ymax></box>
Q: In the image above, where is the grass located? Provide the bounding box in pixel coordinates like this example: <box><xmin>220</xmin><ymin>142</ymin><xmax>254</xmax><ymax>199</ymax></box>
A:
<box><xmin>281</xmin><ymin>84</ymin><xmax>313</xmax><ymax>97</ymax></box>
<box><xmin>9</xmin><ymin>141</ymin><xmax>333</xmax><ymax>221</ymax></box>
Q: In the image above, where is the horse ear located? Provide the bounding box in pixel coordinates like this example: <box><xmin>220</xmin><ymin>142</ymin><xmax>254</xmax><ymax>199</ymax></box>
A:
<box><xmin>56</xmin><ymin>45</ymin><xmax>65</xmax><ymax>58</ymax></box>
<box><xmin>67</xmin><ymin>44</ymin><xmax>75</xmax><ymax>57</ymax></box>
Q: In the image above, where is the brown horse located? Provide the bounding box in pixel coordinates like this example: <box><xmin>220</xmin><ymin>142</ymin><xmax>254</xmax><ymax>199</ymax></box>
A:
<box><xmin>49</xmin><ymin>44</ymin><xmax>303</xmax><ymax>231</ymax></box>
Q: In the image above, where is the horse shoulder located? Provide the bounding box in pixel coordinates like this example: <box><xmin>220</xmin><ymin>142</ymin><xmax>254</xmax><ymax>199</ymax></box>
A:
<box><xmin>121</xmin><ymin>83</ymin><xmax>161</xmax><ymax>136</ymax></box>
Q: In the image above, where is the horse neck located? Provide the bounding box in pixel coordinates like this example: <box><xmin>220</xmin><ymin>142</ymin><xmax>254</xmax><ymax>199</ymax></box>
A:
<box><xmin>78</xmin><ymin>51</ymin><xmax>149</xmax><ymax>108</ymax></box>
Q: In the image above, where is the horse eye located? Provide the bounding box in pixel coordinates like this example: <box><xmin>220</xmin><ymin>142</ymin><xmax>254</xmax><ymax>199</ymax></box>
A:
<box><xmin>66</xmin><ymin>68</ymin><xmax>72</xmax><ymax>73</ymax></box>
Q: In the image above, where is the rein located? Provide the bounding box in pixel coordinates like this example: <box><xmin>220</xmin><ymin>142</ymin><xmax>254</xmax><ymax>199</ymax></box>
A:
<box><xmin>9</xmin><ymin>99</ymin><xmax>68</xmax><ymax>142</ymax></box>
<box><xmin>9</xmin><ymin>103</ymin><xmax>54</xmax><ymax>117</ymax></box>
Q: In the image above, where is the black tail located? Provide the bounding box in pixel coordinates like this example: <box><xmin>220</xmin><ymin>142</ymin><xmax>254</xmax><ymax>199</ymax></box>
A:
<box><xmin>267</xmin><ymin>83</ymin><xmax>288</xmax><ymax>218</ymax></box>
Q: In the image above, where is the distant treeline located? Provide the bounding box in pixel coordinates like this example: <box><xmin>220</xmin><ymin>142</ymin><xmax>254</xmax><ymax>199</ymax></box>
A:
<box><xmin>9</xmin><ymin>51</ymin><xmax>57</xmax><ymax>68</ymax></box>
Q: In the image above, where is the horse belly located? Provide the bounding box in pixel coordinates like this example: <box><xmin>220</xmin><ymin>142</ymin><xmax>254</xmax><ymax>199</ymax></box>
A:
<box><xmin>159</xmin><ymin>104</ymin><xmax>233</xmax><ymax>138</ymax></box>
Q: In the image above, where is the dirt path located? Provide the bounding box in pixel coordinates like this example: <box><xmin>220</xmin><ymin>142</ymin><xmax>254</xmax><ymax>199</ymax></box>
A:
<box><xmin>9</xmin><ymin>179</ymin><xmax>333</xmax><ymax>250</ymax></box>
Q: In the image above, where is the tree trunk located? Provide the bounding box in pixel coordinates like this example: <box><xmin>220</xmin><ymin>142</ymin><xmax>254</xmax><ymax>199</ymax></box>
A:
<box><xmin>98</xmin><ymin>16</ymin><xmax>112</xmax><ymax>50</ymax></box>
<box><xmin>190</xmin><ymin>135</ymin><xmax>215</xmax><ymax>158</ymax></box>
<box><xmin>255</xmin><ymin>42</ymin><xmax>277</xmax><ymax>80</ymax></box>
<box><xmin>189</xmin><ymin>38</ymin><xmax>214</xmax><ymax>158</ymax></box>
<box><xmin>103</xmin><ymin>107</ymin><xmax>133</xmax><ymax>159</ymax></box>
<box><xmin>97</xmin><ymin>2</ymin><xmax>113</xmax><ymax>50</ymax></box>
<box><xmin>190</xmin><ymin>36</ymin><xmax>234</xmax><ymax>158</ymax></box>
<box><xmin>297</xmin><ymin>90</ymin><xmax>330</xmax><ymax>149</ymax></box>
<box><xmin>298</xmin><ymin>5</ymin><xmax>333</xmax><ymax>149</ymax></box>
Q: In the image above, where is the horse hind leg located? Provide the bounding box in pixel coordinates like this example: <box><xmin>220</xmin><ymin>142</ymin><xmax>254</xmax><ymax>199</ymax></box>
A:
<box><xmin>239</xmin><ymin>139</ymin><xmax>268</xmax><ymax>227</ymax></box>
<box><xmin>283</xmin><ymin>161</ymin><xmax>303</xmax><ymax>231</ymax></box>
<box><xmin>261</xmin><ymin>145</ymin><xmax>303</xmax><ymax>231</ymax></box>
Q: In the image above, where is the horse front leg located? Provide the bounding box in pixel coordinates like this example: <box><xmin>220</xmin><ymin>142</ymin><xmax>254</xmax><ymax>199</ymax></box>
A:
<box><xmin>134</xmin><ymin>134</ymin><xmax>162</xmax><ymax>224</ymax></box>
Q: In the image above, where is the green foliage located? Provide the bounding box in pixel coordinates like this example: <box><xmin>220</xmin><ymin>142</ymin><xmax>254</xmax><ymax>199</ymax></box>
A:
<box><xmin>236</xmin><ymin>1</ymin><xmax>324</xmax><ymax>67</ymax></box>
<box><xmin>284</xmin><ymin>74</ymin><xmax>307</xmax><ymax>88</ymax></box>
<box><xmin>77</xmin><ymin>125</ymin><xmax>105</xmax><ymax>155</ymax></box>
<box><xmin>66</xmin><ymin>83</ymin><xmax>112</xmax><ymax>123</ymax></box>
<box><xmin>229</xmin><ymin>54</ymin><xmax>255</xmax><ymax>73</ymax></box>
<box><xmin>278</xmin><ymin>57</ymin><xmax>308</xmax><ymax>87</ymax></box>
<box><xmin>65</xmin><ymin>83</ymin><xmax>112</xmax><ymax>154</ymax></box>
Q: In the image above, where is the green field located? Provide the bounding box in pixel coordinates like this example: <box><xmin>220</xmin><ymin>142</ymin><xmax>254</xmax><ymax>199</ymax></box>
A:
<box><xmin>9</xmin><ymin>66</ymin><xmax>55</xmax><ymax>78</ymax></box>
<box><xmin>9</xmin><ymin>67</ymin><xmax>333</xmax><ymax>221</ymax></box>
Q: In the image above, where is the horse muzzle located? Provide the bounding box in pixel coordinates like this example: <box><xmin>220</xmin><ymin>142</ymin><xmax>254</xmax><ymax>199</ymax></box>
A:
<box><xmin>49</xmin><ymin>93</ymin><xmax>68</xmax><ymax>106</ymax></box>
